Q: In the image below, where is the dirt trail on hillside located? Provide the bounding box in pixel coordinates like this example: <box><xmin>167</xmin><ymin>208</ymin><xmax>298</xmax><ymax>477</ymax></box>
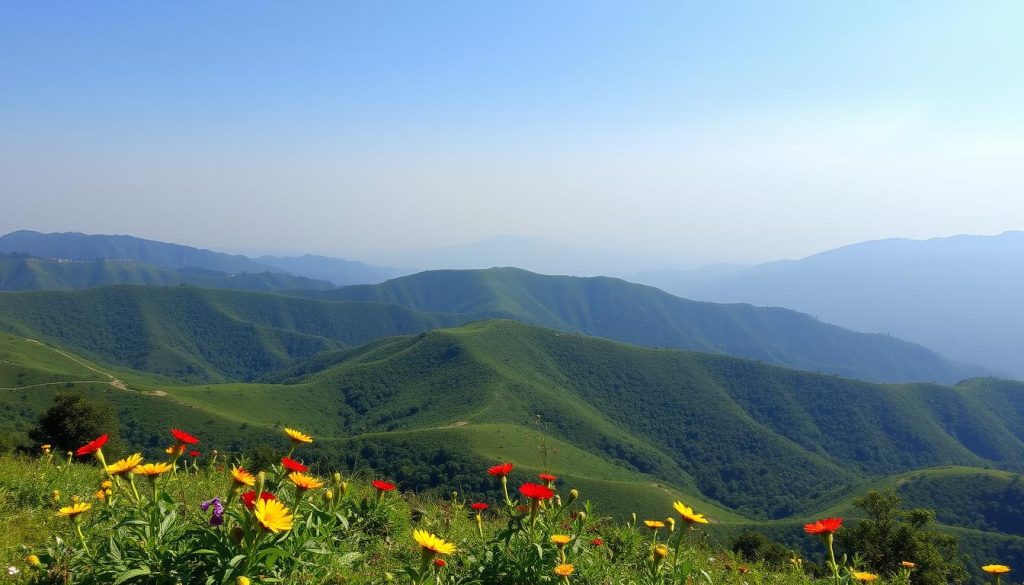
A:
<box><xmin>9</xmin><ymin>339</ymin><xmax>130</xmax><ymax>391</ymax></box>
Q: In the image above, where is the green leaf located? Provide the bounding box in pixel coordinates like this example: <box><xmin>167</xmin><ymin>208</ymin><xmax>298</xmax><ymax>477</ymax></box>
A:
<box><xmin>113</xmin><ymin>567</ymin><xmax>151</xmax><ymax>584</ymax></box>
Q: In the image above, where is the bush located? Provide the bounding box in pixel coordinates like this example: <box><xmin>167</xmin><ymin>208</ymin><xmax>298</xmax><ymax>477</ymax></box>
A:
<box><xmin>28</xmin><ymin>392</ymin><xmax>123</xmax><ymax>455</ymax></box>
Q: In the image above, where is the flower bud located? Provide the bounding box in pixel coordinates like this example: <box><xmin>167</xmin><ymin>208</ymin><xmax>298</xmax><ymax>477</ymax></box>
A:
<box><xmin>25</xmin><ymin>554</ymin><xmax>41</xmax><ymax>568</ymax></box>
<box><xmin>332</xmin><ymin>472</ymin><xmax>342</xmax><ymax>487</ymax></box>
<box><xmin>568</xmin><ymin>489</ymin><xmax>579</xmax><ymax>505</ymax></box>
<box><xmin>576</xmin><ymin>511</ymin><xmax>587</xmax><ymax>522</ymax></box>
<box><xmin>230</xmin><ymin>526</ymin><xmax>245</xmax><ymax>546</ymax></box>
<box><xmin>653</xmin><ymin>544</ymin><xmax>669</xmax><ymax>561</ymax></box>
<box><xmin>51</xmin><ymin>490</ymin><xmax>60</xmax><ymax>503</ymax></box>
<box><xmin>236</xmin><ymin>577</ymin><xmax>251</xmax><ymax>585</ymax></box>
<box><xmin>101</xmin><ymin>480</ymin><xmax>112</xmax><ymax>489</ymax></box>
<box><xmin>666</xmin><ymin>517</ymin><xmax>676</xmax><ymax>533</ymax></box>
<box><xmin>630</xmin><ymin>512</ymin><xmax>637</xmax><ymax>526</ymax></box>
<box><xmin>340</xmin><ymin>481</ymin><xmax>348</xmax><ymax>496</ymax></box>
<box><xmin>325</xmin><ymin>489</ymin><xmax>334</xmax><ymax>501</ymax></box>
<box><xmin>256</xmin><ymin>471</ymin><xmax>267</xmax><ymax>495</ymax></box>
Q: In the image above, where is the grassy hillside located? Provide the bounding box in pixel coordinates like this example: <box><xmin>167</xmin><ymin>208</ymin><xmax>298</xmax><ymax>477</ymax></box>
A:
<box><xmin>0</xmin><ymin>253</ymin><xmax>336</xmax><ymax>291</ymax></box>
<box><xmin>0</xmin><ymin>287</ymin><xmax>476</xmax><ymax>382</ymax></box>
<box><xmin>4</xmin><ymin>327</ymin><xmax>1024</xmax><ymax>580</ymax></box>
<box><xmin>295</xmin><ymin>267</ymin><xmax>983</xmax><ymax>384</ymax></box>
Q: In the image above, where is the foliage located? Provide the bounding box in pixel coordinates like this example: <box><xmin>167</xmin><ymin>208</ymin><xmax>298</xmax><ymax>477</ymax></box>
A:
<box><xmin>28</xmin><ymin>393</ymin><xmax>123</xmax><ymax>456</ymax></box>
<box><xmin>837</xmin><ymin>490</ymin><xmax>968</xmax><ymax>585</ymax></box>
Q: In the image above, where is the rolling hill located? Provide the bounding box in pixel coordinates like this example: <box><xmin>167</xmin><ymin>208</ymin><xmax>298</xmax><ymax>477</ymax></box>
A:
<box><xmin>5</xmin><ymin>321</ymin><xmax>1024</xmax><ymax>574</ymax></box>
<box><xmin>635</xmin><ymin>231</ymin><xmax>1024</xmax><ymax>379</ymax></box>
<box><xmin>292</xmin><ymin>267</ymin><xmax>986</xmax><ymax>384</ymax></box>
<box><xmin>0</xmin><ymin>286</ymin><xmax>477</xmax><ymax>382</ymax></box>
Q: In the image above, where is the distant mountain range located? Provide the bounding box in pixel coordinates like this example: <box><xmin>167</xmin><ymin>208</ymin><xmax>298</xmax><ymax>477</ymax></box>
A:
<box><xmin>0</xmin><ymin>230</ymin><xmax>405</xmax><ymax>286</ymax></box>
<box><xmin>633</xmin><ymin>232</ymin><xmax>1024</xmax><ymax>378</ymax></box>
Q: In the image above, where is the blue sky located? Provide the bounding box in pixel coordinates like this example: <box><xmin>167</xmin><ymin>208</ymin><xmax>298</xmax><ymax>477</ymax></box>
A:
<box><xmin>2</xmin><ymin>1</ymin><xmax>1023</xmax><ymax>264</ymax></box>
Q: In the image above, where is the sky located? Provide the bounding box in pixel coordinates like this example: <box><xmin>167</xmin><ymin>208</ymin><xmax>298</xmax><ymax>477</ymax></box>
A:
<box><xmin>2</xmin><ymin>1</ymin><xmax>1023</xmax><ymax>266</ymax></box>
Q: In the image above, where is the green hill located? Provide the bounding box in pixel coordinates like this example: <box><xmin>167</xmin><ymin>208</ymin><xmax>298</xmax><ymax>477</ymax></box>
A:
<box><xmin>291</xmin><ymin>267</ymin><xmax>986</xmax><ymax>384</ymax></box>
<box><xmin>0</xmin><ymin>287</ymin><xmax>476</xmax><ymax>382</ymax></box>
<box><xmin>0</xmin><ymin>253</ymin><xmax>336</xmax><ymax>291</ymax></box>
<box><xmin>5</xmin><ymin>322</ymin><xmax>1024</xmax><ymax>575</ymax></box>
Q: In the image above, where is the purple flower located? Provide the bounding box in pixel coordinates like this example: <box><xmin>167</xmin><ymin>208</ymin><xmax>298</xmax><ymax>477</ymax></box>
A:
<box><xmin>200</xmin><ymin>497</ymin><xmax>224</xmax><ymax>526</ymax></box>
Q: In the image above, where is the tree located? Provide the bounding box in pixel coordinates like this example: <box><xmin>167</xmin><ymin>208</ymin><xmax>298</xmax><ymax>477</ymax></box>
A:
<box><xmin>28</xmin><ymin>392</ymin><xmax>123</xmax><ymax>456</ymax></box>
<box><xmin>838</xmin><ymin>489</ymin><xmax>968</xmax><ymax>585</ymax></box>
<box><xmin>732</xmin><ymin>530</ymin><xmax>794</xmax><ymax>567</ymax></box>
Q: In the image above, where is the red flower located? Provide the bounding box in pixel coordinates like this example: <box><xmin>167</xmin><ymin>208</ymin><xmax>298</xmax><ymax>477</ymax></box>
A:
<box><xmin>538</xmin><ymin>473</ymin><xmax>557</xmax><ymax>483</ymax></box>
<box><xmin>433</xmin><ymin>558</ymin><xmax>446</xmax><ymax>568</ymax></box>
<box><xmin>281</xmin><ymin>456</ymin><xmax>308</xmax><ymax>473</ymax></box>
<box><xmin>471</xmin><ymin>502</ymin><xmax>489</xmax><ymax>511</ymax></box>
<box><xmin>518</xmin><ymin>483</ymin><xmax>554</xmax><ymax>500</ymax></box>
<box><xmin>170</xmin><ymin>428</ymin><xmax>199</xmax><ymax>445</ymax></box>
<box><xmin>488</xmin><ymin>462</ymin><xmax>513</xmax><ymax>477</ymax></box>
<box><xmin>189</xmin><ymin>450</ymin><xmax>201</xmax><ymax>458</ymax></box>
<box><xmin>804</xmin><ymin>517</ymin><xmax>843</xmax><ymax>535</ymax></box>
<box><xmin>75</xmin><ymin>434</ymin><xmax>109</xmax><ymax>457</ymax></box>
<box><xmin>591</xmin><ymin>538</ymin><xmax>604</xmax><ymax>546</ymax></box>
<box><xmin>372</xmin><ymin>480</ymin><xmax>396</xmax><ymax>492</ymax></box>
<box><xmin>240</xmin><ymin>491</ymin><xmax>276</xmax><ymax>510</ymax></box>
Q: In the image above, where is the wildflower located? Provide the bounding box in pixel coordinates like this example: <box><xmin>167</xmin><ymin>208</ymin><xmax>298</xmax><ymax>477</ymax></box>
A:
<box><xmin>804</xmin><ymin>517</ymin><xmax>842</xmax><ymax>535</ymax></box>
<box><xmin>41</xmin><ymin>444</ymin><xmax>51</xmax><ymax>454</ymax></box>
<box><xmin>95</xmin><ymin>489</ymin><xmax>106</xmax><ymax>502</ymax></box>
<box><xmin>551</xmin><ymin>534</ymin><xmax>572</xmax><ymax>546</ymax></box>
<box><xmin>372</xmin><ymin>479</ymin><xmax>396</xmax><ymax>496</ymax></box>
<box><xmin>170</xmin><ymin>428</ymin><xmax>199</xmax><ymax>445</ymax></box>
<box><xmin>281</xmin><ymin>456</ymin><xmax>309</xmax><ymax>473</ymax></box>
<box><xmin>900</xmin><ymin>561</ymin><xmax>916</xmax><ymax>569</ymax></box>
<box><xmin>984</xmin><ymin>564</ymin><xmax>1011</xmax><ymax>585</ymax></box>
<box><xmin>433</xmin><ymin>558</ymin><xmax>446</xmax><ymax>568</ymax></box>
<box><xmin>591</xmin><ymin>538</ymin><xmax>604</xmax><ymax>546</ymax></box>
<box><xmin>519</xmin><ymin>482</ymin><xmax>555</xmax><ymax>500</ymax></box>
<box><xmin>805</xmin><ymin>517</ymin><xmax>843</xmax><ymax>583</ymax></box>
<box><xmin>554</xmin><ymin>563</ymin><xmax>575</xmax><ymax>576</ymax></box>
<box><xmin>133</xmin><ymin>462</ymin><xmax>173</xmax><ymax>477</ymax></box>
<box><xmin>414</xmin><ymin>529</ymin><xmax>456</xmax><ymax>555</ymax></box>
<box><xmin>738</xmin><ymin>565</ymin><xmax>750</xmax><ymax>574</ymax></box>
<box><xmin>488</xmin><ymin>462</ymin><xmax>513</xmax><ymax>477</ymax></box>
<box><xmin>289</xmin><ymin>472</ymin><xmax>324</xmax><ymax>491</ymax></box>
<box><xmin>254</xmin><ymin>498</ymin><xmax>293</xmax><ymax>533</ymax></box>
<box><xmin>101</xmin><ymin>480</ymin><xmax>112</xmax><ymax>489</ymax></box>
<box><xmin>241</xmin><ymin>490</ymin><xmax>276</xmax><ymax>509</ymax></box>
<box><xmin>189</xmin><ymin>450</ymin><xmax>201</xmax><ymax>458</ymax></box>
<box><xmin>490</xmin><ymin>462</ymin><xmax>514</xmax><ymax>506</ymax></box>
<box><xmin>236</xmin><ymin>578</ymin><xmax>251</xmax><ymax>585</ymax></box>
<box><xmin>200</xmin><ymin>497</ymin><xmax>225</xmax><ymax>526</ymax></box>
<box><xmin>644</xmin><ymin>520</ymin><xmax>665</xmax><ymax>529</ymax></box>
<box><xmin>519</xmin><ymin>482</ymin><xmax>554</xmax><ymax>525</ymax></box>
<box><xmin>471</xmin><ymin>502</ymin><xmax>489</xmax><ymax>511</ymax></box>
<box><xmin>653</xmin><ymin>544</ymin><xmax>669</xmax><ymax>560</ymax></box>
<box><xmin>7</xmin><ymin>566</ymin><xmax>18</xmax><ymax>576</ymax></box>
<box><xmin>106</xmin><ymin>453</ymin><xmax>143</xmax><ymax>475</ymax></box>
<box><xmin>665</xmin><ymin>517</ymin><xmax>676</xmax><ymax>533</ymax></box>
<box><xmin>539</xmin><ymin>472</ymin><xmax>557</xmax><ymax>487</ymax></box>
<box><xmin>285</xmin><ymin>427</ymin><xmax>313</xmax><ymax>444</ymax></box>
<box><xmin>853</xmin><ymin>572</ymin><xmax>878</xmax><ymax>582</ymax></box>
<box><xmin>57</xmin><ymin>502</ymin><xmax>92</xmax><ymax>518</ymax></box>
<box><xmin>231</xmin><ymin>466</ymin><xmax>256</xmax><ymax>486</ymax></box>
<box><xmin>75</xmin><ymin>434</ymin><xmax>108</xmax><ymax>457</ymax></box>
<box><xmin>673</xmin><ymin>501</ymin><xmax>710</xmax><ymax>526</ymax></box>
<box><xmin>25</xmin><ymin>555</ymin><xmax>41</xmax><ymax>568</ymax></box>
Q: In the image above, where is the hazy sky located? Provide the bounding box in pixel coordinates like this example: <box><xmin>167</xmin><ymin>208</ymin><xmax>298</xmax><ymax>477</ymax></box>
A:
<box><xmin>2</xmin><ymin>1</ymin><xmax>1023</xmax><ymax>265</ymax></box>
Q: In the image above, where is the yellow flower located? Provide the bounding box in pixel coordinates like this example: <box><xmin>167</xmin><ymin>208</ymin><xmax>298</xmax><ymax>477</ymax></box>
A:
<box><xmin>101</xmin><ymin>480</ymin><xmax>112</xmax><ymax>489</ymax></box>
<box><xmin>254</xmin><ymin>498</ymin><xmax>294</xmax><ymax>533</ymax></box>
<box><xmin>25</xmin><ymin>554</ymin><xmax>41</xmax><ymax>567</ymax></box>
<box><xmin>413</xmin><ymin>529</ymin><xmax>456</xmax><ymax>555</ymax></box>
<box><xmin>672</xmin><ymin>501</ymin><xmax>709</xmax><ymax>525</ymax></box>
<box><xmin>983</xmin><ymin>565</ymin><xmax>1011</xmax><ymax>575</ymax></box>
<box><xmin>236</xmin><ymin>578</ymin><xmax>251</xmax><ymax>585</ymax></box>
<box><xmin>653</xmin><ymin>544</ymin><xmax>669</xmax><ymax>560</ymax></box>
<box><xmin>284</xmin><ymin>427</ymin><xmax>313</xmax><ymax>444</ymax></box>
<box><xmin>644</xmin><ymin>519</ymin><xmax>665</xmax><ymax>529</ymax></box>
<box><xmin>554</xmin><ymin>563</ymin><xmax>575</xmax><ymax>576</ymax></box>
<box><xmin>288</xmin><ymin>472</ymin><xmax>325</xmax><ymax>491</ymax></box>
<box><xmin>900</xmin><ymin>561</ymin><xmax>916</xmax><ymax>569</ymax></box>
<box><xmin>853</xmin><ymin>572</ymin><xmax>878</xmax><ymax>582</ymax></box>
<box><xmin>551</xmin><ymin>534</ymin><xmax>572</xmax><ymax>546</ymax></box>
<box><xmin>231</xmin><ymin>466</ymin><xmax>256</xmax><ymax>486</ymax></box>
<box><xmin>106</xmin><ymin>453</ymin><xmax>143</xmax><ymax>475</ymax></box>
<box><xmin>95</xmin><ymin>489</ymin><xmax>106</xmax><ymax>501</ymax></box>
<box><xmin>57</xmin><ymin>502</ymin><xmax>92</xmax><ymax>518</ymax></box>
<box><xmin>133</xmin><ymin>462</ymin><xmax>173</xmax><ymax>477</ymax></box>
